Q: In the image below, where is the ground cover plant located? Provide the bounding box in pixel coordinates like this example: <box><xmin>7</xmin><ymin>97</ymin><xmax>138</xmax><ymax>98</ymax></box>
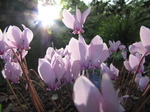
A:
<box><xmin>0</xmin><ymin>6</ymin><xmax>150</xmax><ymax>112</ymax></box>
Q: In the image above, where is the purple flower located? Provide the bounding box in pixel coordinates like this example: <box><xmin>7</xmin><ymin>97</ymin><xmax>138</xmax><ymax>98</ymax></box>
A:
<box><xmin>5</xmin><ymin>24</ymin><xmax>33</xmax><ymax>51</ymax></box>
<box><xmin>101</xmin><ymin>63</ymin><xmax>119</xmax><ymax>80</ymax></box>
<box><xmin>88</xmin><ymin>35</ymin><xmax>109</xmax><ymax>68</ymax></box>
<box><xmin>139</xmin><ymin>76</ymin><xmax>149</xmax><ymax>91</ymax></box>
<box><xmin>2</xmin><ymin>61</ymin><xmax>22</xmax><ymax>83</ymax></box>
<box><xmin>62</xmin><ymin>7</ymin><xmax>91</xmax><ymax>34</ymax></box>
<box><xmin>129</xmin><ymin>42</ymin><xmax>149</xmax><ymax>56</ymax></box>
<box><xmin>109</xmin><ymin>40</ymin><xmax>121</xmax><ymax>54</ymax></box>
<box><xmin>124</xmin><ymin>53</ymin><xmax>145</xmax><ymax>73</ymax></box>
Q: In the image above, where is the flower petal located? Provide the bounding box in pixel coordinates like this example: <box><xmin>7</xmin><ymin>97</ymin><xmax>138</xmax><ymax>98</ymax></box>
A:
<box><xmin>73</xmin><ymin>76</ymin><xmax>102</xmax><ymax>112</ymax></box>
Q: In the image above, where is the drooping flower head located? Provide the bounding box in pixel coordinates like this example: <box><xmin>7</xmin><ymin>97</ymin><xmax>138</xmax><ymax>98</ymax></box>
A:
<box><xmin>62</xmin><ymin>7</ymin><xmax>91</xmax><ymax>34</ymax></box>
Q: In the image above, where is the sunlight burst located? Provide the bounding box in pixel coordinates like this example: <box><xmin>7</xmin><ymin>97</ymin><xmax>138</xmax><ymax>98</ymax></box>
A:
<box><xmin>38</xmin><ymin>1</ymin><xmax>62</xmax><ymax>27</ymax></box>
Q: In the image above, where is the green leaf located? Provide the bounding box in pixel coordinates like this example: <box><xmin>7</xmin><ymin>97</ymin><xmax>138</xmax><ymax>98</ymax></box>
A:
<box><xmin>0</xmin><ymin>104</ymin><xmax>2</xmax><ymax>112</ymax></box>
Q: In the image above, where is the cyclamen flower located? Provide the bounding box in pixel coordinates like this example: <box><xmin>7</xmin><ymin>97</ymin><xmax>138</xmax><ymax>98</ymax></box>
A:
<box><xmin>109</xmin><ymin>40</ymin><xmax>121</xmax><ymax>54</ymax></box>
<box><xmin>135</xmin><ymin>74</ymin><xmax>149</xmax><ymax>91</ymax></box>
<box><xmin>73</xmin><ymin>74</ymin><xmax>125</xmax><ymax>112</ymax></box>
<box><xmin>129</xmin><ymin>42</ymin><xmax>150</xmax><ymax>56</ymax></box>
<box><xmin>124</xmin><ymin>53</ymin><xmax>145</xmax><ymax>73</ymax></box>
<box><xmin>5</xmin><ymin>24</ymin><xmax>33</xmax><ymax>51</ymax></box>
<box><xmin>100</xmin><ymin>63</ymin><xmax>119</xmax><ymax>80</ymax></box>
<box><xmin>88</xmin><ymin>35</ymin><xmax>109</xmax><ymax>68</ymax></box>
<box><xmin>2</xmin><ymin>61</ymin><xmax>22</xmax><ymax>83</ymax></box>
<box><xmin>0</xmin><ymin>49</ymin><xmax>28</xmax><ymax>63</ymax></box>
<box><xmin>62</xmin><ymin>7</ymin><xmax>91</xmax><ymax>34</ymax></box>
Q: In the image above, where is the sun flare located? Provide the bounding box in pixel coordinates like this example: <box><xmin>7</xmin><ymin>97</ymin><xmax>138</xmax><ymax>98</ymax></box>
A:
<box><xmin>37</xmin><ymin>1</ymin><xmax>62</xmax><ymax>27</ymax></box>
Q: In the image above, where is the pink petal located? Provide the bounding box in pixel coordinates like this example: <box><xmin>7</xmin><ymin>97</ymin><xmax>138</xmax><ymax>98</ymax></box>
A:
<box><xmin>88</xmin><ymin>35</ymin><xmax>103</xmax><ymax>62</ymax></box>
<box><xmin>45</xmin><ymin>47</ymin><xmax>55</xmax><ymax>62</ymax></box>
<box><xmin>81</xmin><ymin>7</ymin><xmax>91</xmax><ymax>24</ymax></box>
<box><xmin>124</xmin><ymin>60</ymin><xmax>132</xmax><ymax>71</ymax></box>
<box><xmin>71</xmin><ymin>60</ymin><xmax>81</xmax><ymax>80</ymax></box>
<box><xmin>140</xmin><ymin>26</ymin><xmax>150</xmax><ymax>50</ymax></box>
<box><xmin>99</xmin><ymin>43</ymin><xmax>109</xmax><ymax>63</ymax></box>
<box><xmin>76</xmin><ymin>9</ymin><xmax>82</xmax><ymax>23</ymax></box>
<box><xmin>23</xmin><ymin>28</ymin><xmax>33</xmax><ymax>46</ymax></box>
<box><xmin>101</xmin><ymin>74</ymin><xmax>125</xmax><ymax>112</ymax></box>
<box><xmin>38</xmin><ymin>58</ymin><xmax>56</xmax><ymax>89</ymax></box>
<box><xmin>100</xmin><ymin>63</ymin><xmax>111</xmax><ymax>75</ymax></box>
<box><xmin>129</xmin><ymin>54</ymin><xmax>139</xmax><ymax>71</ymax></box>
<box><xmin>68</xmin><ymin>37</ymin><xmax>86</xmax><ymax>62</ymax></box>
<box><xmin>62</xmin><ymin>9</ymin><xmax>75</xmax><ymax>29</ymax></box>
<box><xmin>139</xmin><ymin>76</ymin><xmax>149</xmax><ymax>90</ymax></box>
<box><xmin>73</xmin><ymin>76</ymin><xmax>102</xmax><ymax>112</ymax></box>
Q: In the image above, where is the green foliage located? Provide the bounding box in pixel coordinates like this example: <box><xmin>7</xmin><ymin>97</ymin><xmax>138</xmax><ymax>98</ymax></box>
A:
<box><xmin>77</xmin><ymin>0</ymin><xmax>149</xmax><ymax>46</ymax></box>
<box><xmin>0</xmin><ymin>104</ymin><xmax>2</xmax><ymax>112</ymax></box>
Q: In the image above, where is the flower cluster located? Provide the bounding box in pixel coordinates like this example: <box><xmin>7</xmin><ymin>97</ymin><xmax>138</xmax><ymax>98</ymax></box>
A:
<box><xmin>0</xmin><ymin>7</ymin><xmax>150</xmax><ymax>112</ymax></box>
<box><xmin>0</xmin><ymin>25</ymin><xmax>33</xmax><ymax>83</ymax></box>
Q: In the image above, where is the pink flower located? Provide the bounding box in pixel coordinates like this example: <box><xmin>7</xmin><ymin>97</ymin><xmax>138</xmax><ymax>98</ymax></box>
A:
<box><xmin>88</xmin><ymin>35</ymin><xmax>109</xmax><ymax>68</ymax></box>
<box><xmin>2</xmin><ymin>61</ymin><xmax>22</xmax><ymax>83</ymax></box>
<box><xmin>129</xmin><ymin>42</ymin><xmax>150</xmax><ymax>56</ymax></box>
<box><xmin>73</xmin><ymin>74</ymin><xmax>125</xmax><ymax>112</ymax></box>
<box><xmin>109</xmin><ymin>40</ymin><xmax>121</xmax><ymax>54</ymax></box>
<box><xmin>124</xmin><ymin>53</ymin><xmax>145</xmax><ymax>73</ymax></box>
<box><xmin>135</xmin><ymin>74</ymin><xmax>149</xmax><ymax>91</ymax></box>
<box><xmin>5</xmin><ymin>24</ymin><xmax>33</xmax><ymax>51</ymax></box>
<box><xmin>139</xmin><ymin>76</ymin><xmax>149</xmax><ymax>91</ymax></box>
<box><xmin>62</xmin><ymin>7</ymin><xmax>91</xmax><ymax>34</ymax></box>
<box><xmin>101</xmin><ymin>63</ymin><xmax>119</xmax><ymax>80</ymax></box>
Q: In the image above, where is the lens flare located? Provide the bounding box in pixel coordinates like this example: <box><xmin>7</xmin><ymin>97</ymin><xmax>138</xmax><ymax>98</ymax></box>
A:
<box><xmin>37</xmin><ymin>1</ymin><xmax>62</xmax><ymax>27</ymax></box>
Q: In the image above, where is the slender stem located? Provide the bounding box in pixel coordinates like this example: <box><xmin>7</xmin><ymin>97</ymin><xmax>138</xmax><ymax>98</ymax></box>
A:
<box><xmin>116</xmin><ymin>65</ymin><xmax>125</xmax><ymax>89</ymax></box>
<box><xmin>86</xmin><ymin>69</ymin><xmax>89</xmax><ymax>78</ymax></box>
<box><xmin>123</xmin><ymin>72</ymin><xmax>130</xmax><ymax>89</ymax></box>
<box><xmin>12</xmin><ymin>49</ymin><xmax>45</xmax><ymax>111</ymax></box>
<box><xmin>14</xmin><ymin>88</ymin><xmax>32</xmax><ymax>111</ymax></box>
<box><xmin>0</xmin><ymin>92</ymin><xmax>22</xmax><ymax>111</ymax></box>
<box><xmin>131</xmin><ymin>55</ymin><xmax>145</xmax><ymax>84</ymax></box>
<box><xmin>31</xmin><ymin>80</ymin><xmax>60</xmax><ymax>112</ymax></box>
<box><xmin>6</xmin><ymin>79</ymin><xmax>25</xmax><ymax>112</ymax></box>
